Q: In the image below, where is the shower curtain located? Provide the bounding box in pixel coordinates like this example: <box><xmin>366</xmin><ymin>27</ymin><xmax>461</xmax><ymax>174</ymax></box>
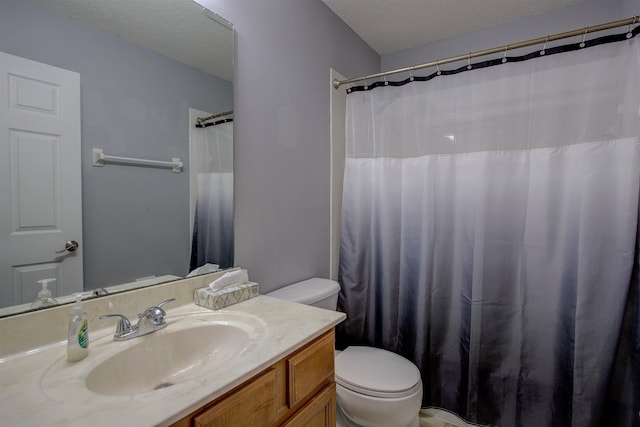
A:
<box><xmin>338</xmin><ymin>32</ymin><xmax>640</xmax><ymax>426</ymax></box>
<box><xmin>190</xmin><ymin>120</ymin><xmax>234</xmax><ymax>270</ymax></box>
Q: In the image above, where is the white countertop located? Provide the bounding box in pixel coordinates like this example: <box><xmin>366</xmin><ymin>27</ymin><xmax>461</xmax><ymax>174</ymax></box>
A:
<box><xmin>0</xmin><ymin>295</ymin><xmax>345</xmax><ymax>427</ymax></box>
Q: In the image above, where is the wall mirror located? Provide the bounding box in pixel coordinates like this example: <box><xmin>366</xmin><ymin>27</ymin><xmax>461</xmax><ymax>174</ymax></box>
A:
<box><xmin>0</xmin><ymin>0</ymin><xmax>234</xmax><ymax>317</ymax></box>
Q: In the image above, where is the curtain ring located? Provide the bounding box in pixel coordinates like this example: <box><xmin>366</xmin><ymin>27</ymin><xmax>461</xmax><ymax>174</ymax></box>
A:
<box><xmin>580</xmin><ymin>28</ymin><xmax>588</xmax><ymax>48</ymax></box>
<box><xmin>627</xmin><ymin>18</ymin><xmax>638</xmax><ymax>39</ymax></box>
<box><xmin>364</xmin><ymin>77</ymin><xmax>369</xmax><ymax>90</ymax></box>
<box><xmin>502</xmin><ymin>45</ymin><xmax>509</xmax><ymax>63</ymax></box>
<box><xmin>409</xmin><ymin>67</ymin><xmax>415</xmax><ymax>82</ymax></box>
<box><xmin>383</xmin><ymin>74</ymin><xmax>389</xmax><ymax>86</ymax></box>
<box><xmin>436</xmin><ymin>59</ymin><xmax>442</xmax><ymax>76</ymax></box>
<box><xmin>540</xmin><ymin>35</ymin><xmax>548</xmax><ymax>55</ymax></box>
<box><xmin>466</xmin><ymin>53</ymin><xmax>472</xmax><ymax>70</ymax></box>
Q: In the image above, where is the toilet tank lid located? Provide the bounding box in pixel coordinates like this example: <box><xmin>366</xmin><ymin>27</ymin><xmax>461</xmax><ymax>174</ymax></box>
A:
<box><xmin>267</xmin><ymin>278</ymin><xmax>340</xmax><ymax>305</ymax></box>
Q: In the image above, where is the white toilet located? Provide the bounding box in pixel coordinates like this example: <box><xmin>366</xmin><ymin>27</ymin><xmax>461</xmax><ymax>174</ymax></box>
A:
<box><xmin>267</xmin><ymin>278</ymin><xmax>423</xmax><ymax>427</ymax></box>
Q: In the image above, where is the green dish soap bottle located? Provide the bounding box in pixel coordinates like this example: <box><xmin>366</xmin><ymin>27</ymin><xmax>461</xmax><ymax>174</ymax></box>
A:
<box><xmin>67</xmin><ymin>294</ymin><xmax>89</xmax><ymax>362</ymax></box>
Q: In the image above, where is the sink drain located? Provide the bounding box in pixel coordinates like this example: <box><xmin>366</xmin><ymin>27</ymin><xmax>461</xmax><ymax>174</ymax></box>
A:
<box><xmin>154</xmin><ymin>382</ymin><xmax>174</xmax><ymax>390</ymax></box>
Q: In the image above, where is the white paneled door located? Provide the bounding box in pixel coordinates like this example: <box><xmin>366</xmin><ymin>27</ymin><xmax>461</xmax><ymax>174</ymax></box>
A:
<box><xmin>0</xmin><ymin>52</ymin><xmax>82</xmax><ymax>308</ymax></box>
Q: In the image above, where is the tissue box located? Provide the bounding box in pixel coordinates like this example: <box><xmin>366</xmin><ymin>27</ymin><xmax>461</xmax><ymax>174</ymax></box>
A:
<box><xmin>194</xmin><ymin>282</ymin><xmax>259</xmax><ymax>310</ymax></box>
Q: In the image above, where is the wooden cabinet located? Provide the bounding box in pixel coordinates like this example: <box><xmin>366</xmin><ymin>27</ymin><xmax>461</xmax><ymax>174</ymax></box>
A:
<box><xmin>170</xmin><ymin>329</ymin><xmax>336</xmax><ymax>427</ymax></box>
<box><xmin>282</xmin><ymin>384</ymin><xmax>336</xmax><ymax>427</ymax></box>
<box><xmin>193</xmin><ymin>368</ymin><xmax>278</xmax><ymax>427</ymax></box>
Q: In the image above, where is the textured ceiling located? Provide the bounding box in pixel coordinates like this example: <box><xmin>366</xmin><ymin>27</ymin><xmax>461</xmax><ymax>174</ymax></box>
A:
<box><xmin>322</xmin><ymin>0</ymin><xmax>586</xmax><ymax>55</ymax></box>
<box><xmin>25</xmin><ymin>0</ymin><xmax>234</xmax><ymax>81</ymax></box>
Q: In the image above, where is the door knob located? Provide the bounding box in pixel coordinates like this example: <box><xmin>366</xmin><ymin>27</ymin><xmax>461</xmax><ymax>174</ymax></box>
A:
<box><xmin>55</xmin><ymin>240</ymin><xmax>79</xmax><ymax>253</ymax></box>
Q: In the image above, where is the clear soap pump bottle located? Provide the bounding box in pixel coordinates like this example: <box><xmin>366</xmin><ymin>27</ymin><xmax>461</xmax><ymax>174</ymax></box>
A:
<box><xmin>67</xmin><ymin>294</ymin><xmax>89</xmax><ymax>362</ymax></box>
<box><xmin>30</xmin><ymin>278</ymin><xmax>59</xmax><ymax>309</ymax></box>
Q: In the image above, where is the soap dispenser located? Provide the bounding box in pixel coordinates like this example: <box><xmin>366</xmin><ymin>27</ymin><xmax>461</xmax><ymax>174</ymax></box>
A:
<box><xmin>67</xmin><ymin>294</ymin><xmax>89</xmax><ymax>362</ymax></box>
<box><xmin>30</xmin><ymin>278</ymin><xmax>59</xmax><ymax>309</ymax></box>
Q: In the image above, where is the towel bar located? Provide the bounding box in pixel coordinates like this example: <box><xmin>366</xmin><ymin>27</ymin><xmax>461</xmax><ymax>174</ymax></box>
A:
<box><xmin>92</xmin><ymin>148</ymin><xmax>182</xmax><ymax>172</ymax></box>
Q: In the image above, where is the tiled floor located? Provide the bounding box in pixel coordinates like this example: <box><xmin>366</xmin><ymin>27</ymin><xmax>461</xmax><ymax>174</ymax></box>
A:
<box><xmin>336</xmin><ymin>407</ymin><xmax>477</xmax><ymax>427</ymax></box>
<box><xmin>419</xmin><ymin>408</ymin><xmax>476</xmax><ymax>427</ymax></box>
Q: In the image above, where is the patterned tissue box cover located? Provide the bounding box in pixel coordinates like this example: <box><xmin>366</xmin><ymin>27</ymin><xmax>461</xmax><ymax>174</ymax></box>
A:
<box><xmin>194</xmin><ymin>282</ymin><xmax>259</xmax><ymax>310</ymax></box>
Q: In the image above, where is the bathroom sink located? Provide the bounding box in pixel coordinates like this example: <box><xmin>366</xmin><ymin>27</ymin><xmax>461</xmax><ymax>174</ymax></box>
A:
<box><xmin>41</xmin><ymin>310</ymin><xmax>268</xmax><ymax>401</ymax></box>
<box><xmin>85</xmin><ymin>323</ymin><xmax>249</xmax><ymax>395</ymax></box>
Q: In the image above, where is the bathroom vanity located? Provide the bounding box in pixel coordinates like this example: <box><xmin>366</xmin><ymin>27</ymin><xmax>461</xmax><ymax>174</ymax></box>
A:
<box><xmin>171</xmin><ymin>329</ymin><xmax>336</xmax><ymax>426</ymax></box>
<box><xmin>0</xmin><ymin>272</ymin><xmax>345</xmax><ymax>427</ymax></box>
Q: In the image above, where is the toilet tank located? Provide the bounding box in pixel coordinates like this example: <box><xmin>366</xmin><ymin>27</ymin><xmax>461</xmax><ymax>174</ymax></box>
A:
<box><xmin>266</xmin><ymin>278</ymin><xmax>340</xmax><ymax>310</ymax></box>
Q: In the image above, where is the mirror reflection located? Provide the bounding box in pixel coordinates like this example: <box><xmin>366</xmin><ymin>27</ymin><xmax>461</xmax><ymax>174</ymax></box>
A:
<box><xmin>0</xmin><ymin>0</ymin><xmax>234</xmax><ymax>316</ymax></box>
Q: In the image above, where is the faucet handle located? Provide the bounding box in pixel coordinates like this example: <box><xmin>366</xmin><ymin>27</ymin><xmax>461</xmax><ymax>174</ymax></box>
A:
<box><xmin>137</xmin><ymin>298</ymin><xmax>175</xmax><ymax>322</ymax></box>
<box><xmin>140</xmin><ymin>306</ymin><xmax>167</xmax><ymax>323</ymax></box>
<box><xmin>157</xmin><ymin>298</ymin><xmax>176</xmax><ymax>309</ymax></box>
<box><xmin>99</xmin><ymin>314</ymin><xmax>135</xmax><ymax>340</ymax></box>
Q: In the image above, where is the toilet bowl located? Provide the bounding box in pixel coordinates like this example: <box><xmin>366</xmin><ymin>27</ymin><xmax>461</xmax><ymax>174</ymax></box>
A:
<box><xmin>267</xmin><ymin>278</ymin><xmax>423</xmax><ymax>427</ymax></box>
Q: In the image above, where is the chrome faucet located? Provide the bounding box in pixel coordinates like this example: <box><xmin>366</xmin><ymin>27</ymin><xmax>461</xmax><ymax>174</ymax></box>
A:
<box><xmin>100</xmin><ymin>298</ymin><xmax>175</xmax><ymax>341</ymax></box>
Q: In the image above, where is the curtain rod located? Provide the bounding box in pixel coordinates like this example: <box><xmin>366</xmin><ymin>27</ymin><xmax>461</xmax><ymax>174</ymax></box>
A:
<box><xmin>196</xmin><ymin>110</ymin><xmax>233</xmax><ymax>125</ymax></box>
<box><xmin>333</xmin><ymin>15</ymin><xmax>640</xmax><ymax>89</ymax></box>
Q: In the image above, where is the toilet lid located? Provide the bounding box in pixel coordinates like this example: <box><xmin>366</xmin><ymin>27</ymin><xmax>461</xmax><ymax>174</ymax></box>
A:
<box><xmin>335</xmin><ymin>346</ymin><xmax>421</xmax><ymax>398</ymax></box>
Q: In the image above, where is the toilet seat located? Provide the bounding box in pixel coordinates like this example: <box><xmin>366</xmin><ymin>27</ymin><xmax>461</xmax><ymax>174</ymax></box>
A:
<box><xmin>335</xmin><ymin>346</ymin><xmax>422</xmax><ymax>399</ymax></box>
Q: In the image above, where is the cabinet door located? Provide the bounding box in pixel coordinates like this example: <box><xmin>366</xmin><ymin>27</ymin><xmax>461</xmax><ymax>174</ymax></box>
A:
<box><xmin>282</xmin><ymin>383</ymin><xmax>336</xmax><ymax>427</ymax></box>
<box><xmin>193</xmin><ymin>367</ymin><xmax>278</xmax><ymax>427</ymax></box>
<box><xmin>287</xmin><ymin>330</ymin><xmax>334</xmax><ymax>407</ymax></box>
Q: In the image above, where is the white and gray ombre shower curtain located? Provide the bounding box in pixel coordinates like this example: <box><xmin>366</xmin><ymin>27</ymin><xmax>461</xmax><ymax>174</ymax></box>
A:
<box><xmin>190</xmin><ymin>121</ymin><xmax>234</xmax><ymax>270</ymax></box>
<box><xmin>338</xmin><ymin>32</ymin><xmax>640</xmax><ymax>426</ymax></box>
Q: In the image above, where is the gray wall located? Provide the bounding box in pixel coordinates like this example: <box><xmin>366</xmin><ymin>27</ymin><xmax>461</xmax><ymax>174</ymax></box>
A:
<box><xmin>622</xmin><ymin>0</ymin><xmax>638</xmax><ymax>16</ymax></box>
<box><xmin>382</xmin><ymin>0</ymin><xmax>634</xmax><ymax>72</ymax></box>
<box><xmin>1</xmin><ymin>0</ymin><xmax>233</xmax><ymax>289</ymax></box>
<box><xmin>201</xmin><ymin>0</ymin><xmax>380</xmax><ymax>292</ymax></box>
